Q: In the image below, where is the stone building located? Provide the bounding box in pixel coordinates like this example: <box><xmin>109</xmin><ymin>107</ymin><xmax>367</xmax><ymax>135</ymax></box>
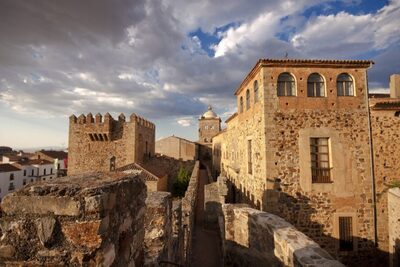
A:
<box><xmin>212</xmin><ymin>58</ymin><xmax>385</xmax><ymax>265</ymax></box>
<box><xmin>156</xmin><ymin>136</ymin><xmax>198</xmax><ymax>161</ymax></box>
<box><xmin>368</xmin><ymin>78</ymin><xmax>400</xmax><ymax>253</ymax></box>
<box><xmin>68</xmin><ymin>112</ymin><xmax>155</xmax><ymax>176</ymax></box>
<box><xmin>388</xmin><ymin>187</ymin><xmax>400</xmax><ymax>267</ymax></box>
<box><xmin>198</xmin><ymin>105</ymin><xmax>221</xmax><ymax>145</ymax></box>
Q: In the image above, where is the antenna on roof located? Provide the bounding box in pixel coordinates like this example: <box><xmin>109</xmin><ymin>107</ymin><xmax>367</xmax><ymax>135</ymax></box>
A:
<box><xmin>284</xmin><ymin>52</ymin><xmax>289</xmax><ymax>58</ymax></box>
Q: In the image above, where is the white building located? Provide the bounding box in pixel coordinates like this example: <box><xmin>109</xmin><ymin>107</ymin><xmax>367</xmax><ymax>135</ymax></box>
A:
<box><xmin>0</xmin><ymin>163</ymin><xmax>23</xmax><ymax>201</ymax></box>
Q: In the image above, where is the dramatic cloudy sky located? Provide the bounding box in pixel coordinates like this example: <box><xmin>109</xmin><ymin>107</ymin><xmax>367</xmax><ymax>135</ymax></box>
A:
<box><xmin>0</xmin><ymin>0</ymin><xmax>399</xmax><ymax>149</ymax></box>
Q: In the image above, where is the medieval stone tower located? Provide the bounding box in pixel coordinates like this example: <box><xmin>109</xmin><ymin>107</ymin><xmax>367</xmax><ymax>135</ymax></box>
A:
<box><xmin>68</xmin><ymin>112</ymin><xmax>155</xmax><ymax>175</ymax></box>
<box><xmin>198</xmin><ymin>105</ymin><xmax>221</xmax><ymax>145</ymax></box>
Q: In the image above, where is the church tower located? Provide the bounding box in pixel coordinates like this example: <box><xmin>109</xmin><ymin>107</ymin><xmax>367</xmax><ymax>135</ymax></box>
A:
<box><xmin>198</xmin><ymin>105</ymin><xmax>221</xmax><ymax>145</ymax></box>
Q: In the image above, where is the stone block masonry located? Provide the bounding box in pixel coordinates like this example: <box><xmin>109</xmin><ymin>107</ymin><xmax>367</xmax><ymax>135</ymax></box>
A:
<box><xmin>144</xmin><ymin>192</ymin><xmax>173</xmax><ymax>266</ymax></box>
<box><xmin>181</xmin><ymin>161</ymin><xmax>200</xmax><ymax>266</ymax></box>
<box><xmin>0</xmin><ymin>171</ymin><xmax>147</xmax><ymax>266</ymax></box>
<box><xmin>68</xmin><ymin>112</ymin><xmax>155</xmax><ymax>175</ymax></box>
<box><xmin>221</xmin><ymin>204</ymin><xmax>345</xmax><ymax>267</ymax></box>
<box><xmin>388</xmin><ymin>188</ymin><xmax>400</xmax><ymax>267</ymax></box>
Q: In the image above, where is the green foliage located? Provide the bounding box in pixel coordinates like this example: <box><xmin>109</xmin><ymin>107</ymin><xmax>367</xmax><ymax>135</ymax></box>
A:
<box><xmin>172</xmin><ymin>166</ymin><xmax>191</xmax><ymax>197</ymax></box>
<box><xmin>386</xmin><ymin>180</ymin><xmax>400</xmax><ymax>189</ymax></box>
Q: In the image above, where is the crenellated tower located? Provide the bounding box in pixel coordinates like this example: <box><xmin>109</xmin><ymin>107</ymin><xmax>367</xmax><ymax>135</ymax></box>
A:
<box><xmin>68</xmin><ymin>112</ymin><xmax>155</xmax><ymax>175</ymax></box>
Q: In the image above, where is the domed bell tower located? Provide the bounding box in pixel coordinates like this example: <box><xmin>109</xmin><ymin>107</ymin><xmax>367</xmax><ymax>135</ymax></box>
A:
<box><xmin>198</xmin><ymin>105</ymin><xmax>221</xmax><ymax>145</ymax></box>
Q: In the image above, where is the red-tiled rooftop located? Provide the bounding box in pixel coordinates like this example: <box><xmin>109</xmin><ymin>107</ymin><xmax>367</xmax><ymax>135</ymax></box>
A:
<box><xmin>38</xmin><ymin>150</ymin><xmax>68</xmax><ymax>160</ymax></box>
<box><xmin>0</xmin><ymin>163</ymin><xmax>21</xmax><ymax>172</ymax></box>
<box><xmin>117</xmin><ymin>163</ymin><xmax>159</xmax><ymax>182</ymax></box>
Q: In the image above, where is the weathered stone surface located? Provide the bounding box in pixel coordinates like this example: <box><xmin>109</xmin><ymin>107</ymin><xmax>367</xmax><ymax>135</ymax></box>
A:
<box><xmin>0</xmin><ymin>245</ymin><xmax>15</xmax><ymax>259</ymax></box>
<box><xmin>35</xmin><ymin>217</ymin><xmax>56</xmax><ymax>247</ymax></box>
<box><xmin>0</xmin><ymin>171</ymin><xmax>147</xmax><ymax>266</ymax></box>
<box><xmin>62</xmin><ymin>220</ymin><xmax>102</xmax><ymax>249</ymax></box>
<box><xmin>212</xmin><ymin>61</ymin><xmax>383</xmax><ymax>266</ymax></box>
<box><xmin>1</xmin><ymin>196</ymin><xmax>81</xmax><ymax>216</ymax></box>
<box><xmin>221</xmin><ymin>204</ymin><xmax>345</xmax><ymax>267</ymax></box>
<box><xmin>388</xmin><ymin>188</ymin><xmax>400</xmax><ymax>267</ymax></box>
<box><xmin>68</xmin><ymin>112</ymin><xmax>155</xmax><ymax>175</ymax></box>
<box><xmin>144</xmin><ymin>191</ymin><xmax>173</xmax><ymax>266</ymax></box>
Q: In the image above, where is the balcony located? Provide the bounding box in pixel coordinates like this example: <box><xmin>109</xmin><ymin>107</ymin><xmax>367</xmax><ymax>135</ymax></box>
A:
<box><xmin>311</xmin><ymin>167</ymin><xmax>332</xmax><ymax>183</ymax></box>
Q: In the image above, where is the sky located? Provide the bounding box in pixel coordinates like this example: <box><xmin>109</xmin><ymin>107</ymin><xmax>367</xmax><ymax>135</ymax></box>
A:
<box><xmin>0</xmin><ymin>0</ymin><xmax>399</xmax><ymax>149</ymax></box>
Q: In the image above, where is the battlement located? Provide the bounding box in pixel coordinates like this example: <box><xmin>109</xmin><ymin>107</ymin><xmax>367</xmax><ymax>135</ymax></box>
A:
<box><xmin>69</xmin><ymin>112</ymin><xmax>155</xmax><ymax>129</ymax></box>
<box><xmin>70</xmin><ymin>112</ymin><xmax>155</xmax><ymax>142</ymax></box>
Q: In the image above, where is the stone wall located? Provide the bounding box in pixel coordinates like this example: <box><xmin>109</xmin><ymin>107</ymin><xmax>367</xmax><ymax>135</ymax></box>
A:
<box><xmin>0</xmin><ymin>171</ymin><xmax>147</xmax><ymax>266</ymax></box>
<box><xmin>388</xmin><ymin>188</ymin><xmax>400</xmax><ymax>267</ymax></box>
<box><xmin>144</xmin><ymin>192</ymin><xmax>173</xmax><ymax>266</ymax></box>
<box><xmin>369</xmin><ymin>99</ymin><xmax>400</xmax><ymax>252</ymax></box>
<box><xmin>68</xmin><ymin>113</ymin><xmax>155</xmax><ymax>175</ymax></box>
<box><xmin>215</xmin><ymin>60</ymin><xmax>379</xmax><ymax>265</ymax></box>
<box><xmin>181</xmin><ymin>161</ymin><xmax>200</xmax><ymax>266</ymax></box>
<box><xmin>155</xmin><ymin>136</ymin><xmax>197</xmax><ymax>161</ymax></box>
<box><xmin>204</xmin><ymin>176</ymin><xmax>228</xmax><ymax>228</ymax></box>
<box><xmin>221</xmin><ymin>204</ymin><xmax>345</xmax><ymax>267</ymax></box>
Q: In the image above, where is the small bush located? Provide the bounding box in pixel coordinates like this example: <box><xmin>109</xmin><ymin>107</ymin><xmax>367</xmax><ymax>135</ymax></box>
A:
<box><xmin>172</xmin><ymin>166</ymin><xmax>191</xmax><ymax>197</ymax></box>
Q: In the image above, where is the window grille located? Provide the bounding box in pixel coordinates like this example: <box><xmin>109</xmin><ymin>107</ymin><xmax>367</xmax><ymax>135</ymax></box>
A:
<box><xmin>339</xmin><ymin>216</ymin><xmax>353</xmax><ymax>251</ymax></box>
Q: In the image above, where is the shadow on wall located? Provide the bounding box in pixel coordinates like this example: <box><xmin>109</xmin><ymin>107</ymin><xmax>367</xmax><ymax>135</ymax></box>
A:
<box><xmin>224</xmin><ymin>180</ymin><xmax>391</xmax><ymax>267</ymax></box>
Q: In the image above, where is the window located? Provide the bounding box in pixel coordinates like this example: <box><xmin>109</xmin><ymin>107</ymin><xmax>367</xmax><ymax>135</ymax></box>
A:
<box><xmin>57</xmin><ymin>163</ymin><xmax>61</xmax><ymax>170</ymax></box>
<box><xmin>23</xmin><ymin>170</ymin><xmax>26</xmax><ymax>176</ymax></box>
<box><xmin>277</xmin><ymin>73</ymin><xmax>296</xmax><ymax>96</ymax></box>
<box><xmin>8</xmin><ymin>182</ymin><xmax>15</xmax><ymax>191</ymax></box>
<box><xmin>23</xmin><ymin>179</ymin><xmax>26</xmax><ymax>185</ymax></box>
<box><xmin>110</xmin><ymin>156</ymin><xmax>116</xmax><ymax>171</ymax></box>
<box><xmin>339</xmin><ymin>217</ymin><xmax>353</xmax><ymax>251</ymax></box>
<box><xmin>247</xmin><ymin>140</ymin><xmax>252</xmax><ymax>174</ymax></box>
<box><xmin>337</xmin><ymin>73</ymin><xmax>354</xmax><ymax>96</ymax></box>
<box><xmin>240</xmin><ymin>97</ymin><xmax>244</xmax><ymax>113</ymax></box>
<box><xmin>50</xmin><ymin>168</ymin><xmax>53</xmax><ymax>174</ymax></box>
<box><xmin>205</xmin><ymin>125</ymin><xmax>209</xmax><ymax>130</ymax></box>
<box><xmin>31</xmin><ymin>169</ymin><xmax>34</xmax><ymax>176</ymax></box>
<box><xmin>254</xmin><ymin>80</ymin><xmax>259</xmax><ymax>103</ymax></box>
<box><xmin>307</xmin><ymin>73</ymin><xmax>325</xmax><ymax>97</ymax></box>
<box><xmin>44</xmin><ymin>169</ymin><xmax>46</xmax><ymax>175</ymax></box>
<box><xmin>310</xmin><ymin>138</ymin><xmax>331</xmax><ymax>183</ymax></box>
<box><xmin>10</xmin><ymin>174</ymin><xmax>14</xmax><ymax>181</ymax></box>
<box><xmin>246</xmin><ymin>89</ymin><xmax>250</xmax><ymax>110</ymax></box>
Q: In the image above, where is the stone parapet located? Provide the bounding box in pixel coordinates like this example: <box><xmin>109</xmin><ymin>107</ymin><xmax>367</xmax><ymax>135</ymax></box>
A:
<box><xmin>144</xmin><ymin>192</ymin><xmax>173</xmax><ymax>266</ymax></box>
<box><xmin>181</xmin><ymin>161</ymin><xmax>200</xmax><ymax>266</ymax></box>
<box><xmin>0</xmin><ymin>171</ymin><xmax>147</xmax><ymax>266</ymax></box>
<box><xmin>204</xmin><ymin>176</ymin><xmax>228</xmax><ymax>229</ymax></box>
<box><xmin>388</xmin><ymin>187</ymin><xmax>400</xmax><ymax>267</ymax></box>
<box><xmin>221</xmin><ymin>204</ymin><xmax>345</xmax><ymax>267</ymax></box>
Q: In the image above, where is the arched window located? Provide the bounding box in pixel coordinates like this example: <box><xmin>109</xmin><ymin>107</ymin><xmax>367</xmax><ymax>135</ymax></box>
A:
<box><xmin>240</xmin><ymin>96</ymin><xmax>244</xmax><ymax>113</ymax></box>
<box><xmin>246</xmin><ymin>89</ymin><xmax>250</xmax><ymax>110</ymax></box>
<box><xmin>254</xmin><ymin>80</ymin><xmax>259</xmax><ymax>103</ymax></box>
<box><xmin>307</xmin><ymin>73</ymin><xmax>325</xmax><ymax>97</ymax></box>
<box><xmin>277</xmin><ymin>73</ymin><xmax>295</xmax><ymax>96</ymax></box>
<box><xmin>337</xmin><ymin>73</ymin><xmax>354</xmax><ymax>96</ymax></box>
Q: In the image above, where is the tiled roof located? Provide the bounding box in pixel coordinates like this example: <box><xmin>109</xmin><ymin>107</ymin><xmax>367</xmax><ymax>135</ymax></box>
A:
<box><xmin>260</xmin><ymin>58</ymin><xmax>374</xmax><ymax>65</ymax></box>
<box><xmin>0</xmin><ymin>163</ymin><xmax>21</xmax><ymax>172</ymax></box>
<box><xmin>39</xmin><ymin>150</ymin><xmax>68</xmax><ymax>160</ymax></box>
<box><xmin>2</xmin><ymin>154</ymin><xmax>22</xmax><ymax>161</ymax></box>
<box><xmin>17</xmin><ymin>159</ymin><xmax>53</xmax><ymax>166</ymax></box>
<box><xmin>372</xmin><ymin>101</ymin><xmax>400</xmax><ymax>110</ymax></box>
<box><xmin>117</xmin><ymin>163</ymin><xmax>159</xmax><ymax>182</ymax></box>
<box><xmin>235</xmin><ymin>58</ymin><xmax>374</xmax><ymax>95</ymax></box>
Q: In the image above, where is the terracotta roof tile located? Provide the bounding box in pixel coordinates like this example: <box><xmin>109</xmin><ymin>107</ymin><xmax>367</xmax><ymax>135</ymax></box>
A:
<box><xmin>117</xmin><ymin>163</ymin><xmax>159</xmax><ymax>182</ymax></box>
<box><xmin>38</xmin><ymin>150</ymin><xmax>68</xmax><ymax>160</ymax></box>
<box><xmin>0</xmin><ymin>163</ymin><xmax>21</xmax><ymax>172</ymax></box>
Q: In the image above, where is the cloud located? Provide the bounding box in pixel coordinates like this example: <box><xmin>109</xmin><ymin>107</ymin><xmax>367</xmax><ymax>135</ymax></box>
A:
<box><xmin>177</xmin><ymin>117</ymin><xmax>193</xmax><ymax>127</ymax></box>
<box><xmin>290</xmin><ymin>1</ymin><xmax>400</xmax><ymax>57</ymax></box>
<box><xmin>0</xmin><ymin>0</ymin><xmax>399</xmax><ymax>146</ymax></box>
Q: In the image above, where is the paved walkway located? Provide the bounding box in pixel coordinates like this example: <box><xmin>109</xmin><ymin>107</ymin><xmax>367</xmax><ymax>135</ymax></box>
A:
<box><xmin>191</xmin><ymin>169</ymin><xmax>222</xmax><ymax>267</ymax></box>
